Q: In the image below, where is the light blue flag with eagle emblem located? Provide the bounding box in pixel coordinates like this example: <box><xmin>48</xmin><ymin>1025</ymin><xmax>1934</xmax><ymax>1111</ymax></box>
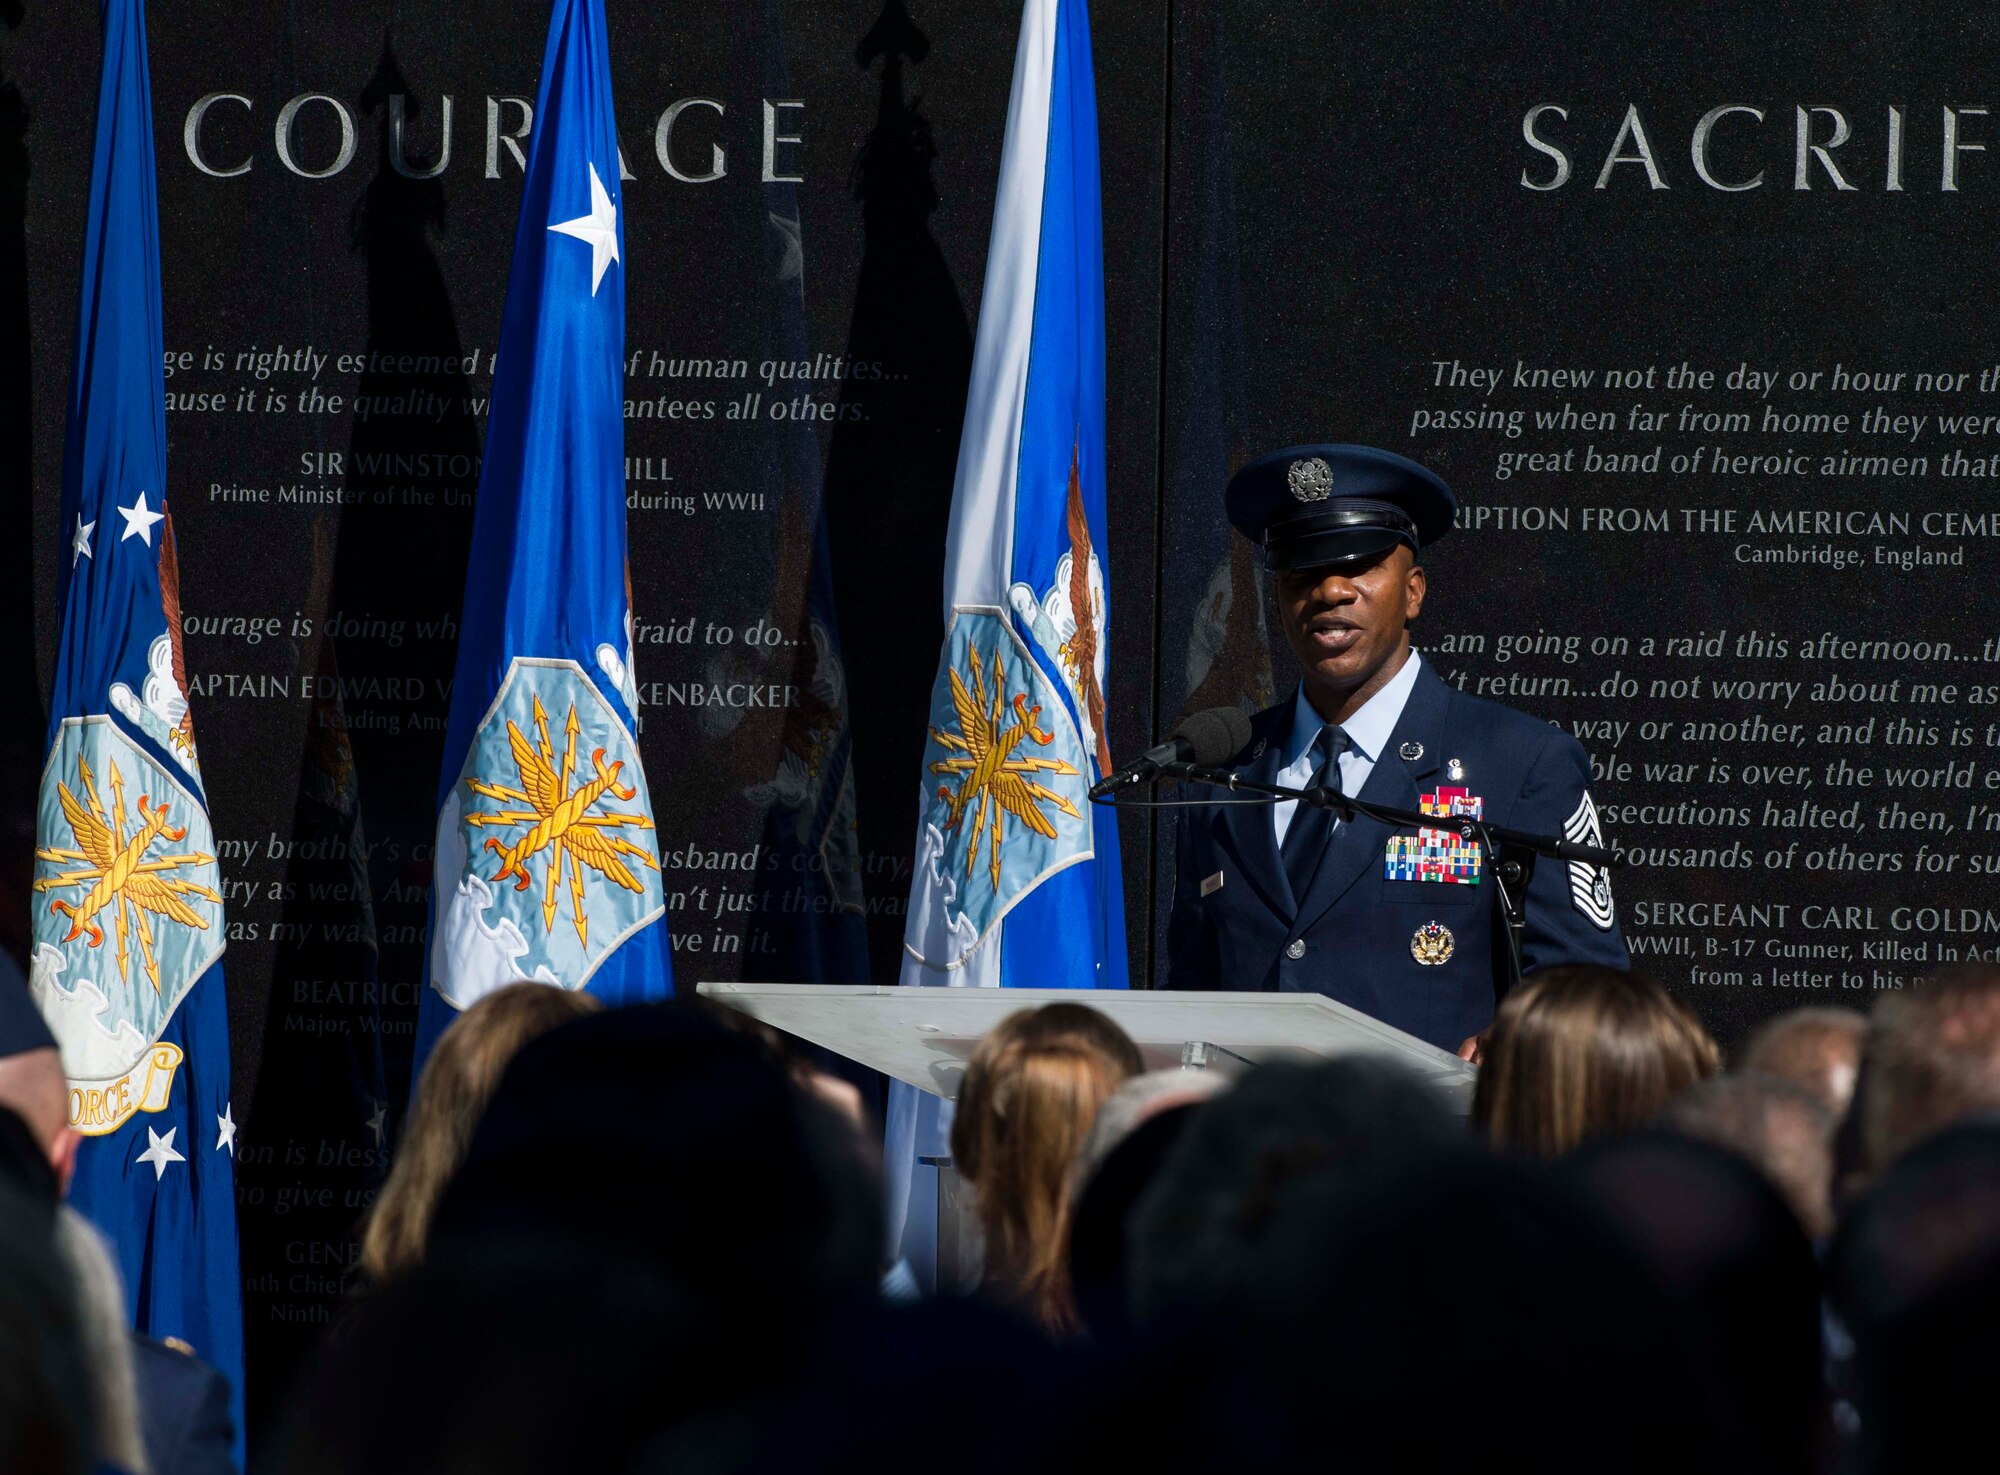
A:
<box><xmin>414</xmin><ymin>0</ymin><xmax>671</xmax><ymax>1073</ymax></box>
<box><xmin>883</xmin><ymin>0</ymin><xmax>1126</xmax><ymax>1285</ymax></box>
<box><xmin>32</xmin><ymin>0</ymin><xmax>244</xmax><ymax>1455</ymax></box>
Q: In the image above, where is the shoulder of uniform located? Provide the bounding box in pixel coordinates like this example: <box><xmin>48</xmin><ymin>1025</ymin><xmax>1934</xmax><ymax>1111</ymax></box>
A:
<box><xmin>1434</xmin><ymin>681</ymin><xmax>1583</xmax><ymax>763</ymax></box>
<box><xmin>1223</xmin><ymin>699</ymin><xmax>1292</xmax><ymax>763</ymax></box>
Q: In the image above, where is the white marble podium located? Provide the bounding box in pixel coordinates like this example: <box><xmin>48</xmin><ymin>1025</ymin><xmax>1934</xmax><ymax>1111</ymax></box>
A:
<box><xmin>694</xmin><ymin>982</ymin><xmax>1477</xmax><ymax>1109</ymax></box>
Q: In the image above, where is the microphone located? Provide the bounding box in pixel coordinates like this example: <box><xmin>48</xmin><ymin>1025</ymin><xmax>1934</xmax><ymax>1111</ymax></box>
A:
<box><xmin>1089</xmin><ymin>707</ymin><xmax>1252</xmax><ymax>798</ymax></box>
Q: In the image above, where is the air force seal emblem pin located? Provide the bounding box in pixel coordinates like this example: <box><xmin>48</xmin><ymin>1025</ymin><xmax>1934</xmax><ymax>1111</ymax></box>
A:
<box><xmin>1287</xmin><ymin>455</ymin><xmax>1333</xmax><ymax>503</ymax></box>
<box><xmin>1411</xmin><ymin>921</ymin><xmax>1455</xmax><ymax>966</ymax></box>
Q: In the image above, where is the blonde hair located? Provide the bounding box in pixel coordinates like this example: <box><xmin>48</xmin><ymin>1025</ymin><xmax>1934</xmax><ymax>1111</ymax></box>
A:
<box><xmin>360</xmin><ymin>983</ymin><xmax>601</xmax><ymax>1284</ymax></box>
<box><xmin>1474</xmin><ymin>966</ymin><xmax>1719</xmax><ymax>1156</ymax></box>
<box><xmin>950</xmin><ymin>1003</ymin><xmax>1143</xmax><ymax>1335</ymax></box>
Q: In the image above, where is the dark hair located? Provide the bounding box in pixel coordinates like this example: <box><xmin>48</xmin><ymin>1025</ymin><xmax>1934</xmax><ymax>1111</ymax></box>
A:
<box><xmin>1828</xmin><ymin>1121</ymin><xmax>2000</xmax><ymax>1474</ymax></box>
<box><xmin>432</xmin><ymin>1002</ymin><xmax>882</xmax><ymax>1322</ymax></box>
<box><xmin>1570</xmin><ymin>1131</ymin><xmax>1828</xmax><ymax>1475</ymax></box>
<box><xmin>1066</xmin><ymin>1102</ymin><xmax>1200</xmax><ymax>1344</ymax></box>
<box><xmin>1187</xmin><ymin>1152</ymin><xmax>1732</xmax><ymax>1472</ymax></box>
<box><xmin>1127</xmin><ymin>1056</ymin><xmax>1460</xmax><ymax>1327</ymax></box>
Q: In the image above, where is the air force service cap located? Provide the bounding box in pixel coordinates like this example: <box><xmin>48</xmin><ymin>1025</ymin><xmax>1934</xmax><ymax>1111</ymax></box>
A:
<box><xmin>1226</xmin><ymin>444</ymin><xmax>1456</xmax><ymax>572</ymax></box>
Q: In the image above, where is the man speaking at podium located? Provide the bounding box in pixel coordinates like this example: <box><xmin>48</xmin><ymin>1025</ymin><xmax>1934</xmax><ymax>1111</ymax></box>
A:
<box><xmin>1164</xmin><ymin>444</ymin><xmax>1628</xmax><ymax>1058</ymax></box>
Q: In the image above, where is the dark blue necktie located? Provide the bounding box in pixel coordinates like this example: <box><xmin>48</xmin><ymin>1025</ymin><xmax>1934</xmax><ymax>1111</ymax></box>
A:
<box><xmin>1282</xmin><ymin>724</ymin><xmax>1350</xmax><ymax>902</ymax></box>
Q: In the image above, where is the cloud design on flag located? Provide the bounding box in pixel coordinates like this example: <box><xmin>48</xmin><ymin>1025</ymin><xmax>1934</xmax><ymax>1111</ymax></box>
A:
<box><xmin>108</xmin><ymin>634</ymin><xmax>198</xmax><ymax>775</ymax></box>
<box><xmin>29</xmin><ymin>944</ymin><xmax>150</xmax><ymax>1081</ymax></box>
<box><xmin>428</xmin><ymin>790</ymin><xmax>560</xmax><ymax>1009</ymax></box>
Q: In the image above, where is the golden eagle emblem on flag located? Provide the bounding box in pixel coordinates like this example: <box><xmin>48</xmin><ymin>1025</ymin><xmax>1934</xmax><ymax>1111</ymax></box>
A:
<box><xmin>927</xmin><ymin>641</ymin><xmax>1080</xmax><ymax>892</ymax></box>
<box><xmin>463</xmin><ymin>692</ymin><xmax>659</xmax><ymax>948</ymax></box>
<box><xmin>431</xmin><ymin>659</ymin><xmax>665</xmax><ymax>1009</ymax></box>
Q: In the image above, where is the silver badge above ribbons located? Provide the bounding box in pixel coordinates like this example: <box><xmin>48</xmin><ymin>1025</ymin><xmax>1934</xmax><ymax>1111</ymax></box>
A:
<box><xmin>1287</xmin><ymin>455</ymin><xmax>1333</xmax><ymax>503</ymax></box>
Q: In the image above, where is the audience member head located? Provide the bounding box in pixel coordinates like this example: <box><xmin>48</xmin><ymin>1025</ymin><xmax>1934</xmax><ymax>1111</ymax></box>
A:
<box><xmin>360</xmin><ymin>982</ymin><xmax>602</xmax><ymax>1285</ymax></box>
<box><xmin>0</xmin><ymin>980</ymin><xmax>78</xmax><ymax>1194</ymax></box>
<box><xmin>1663</xmin><ymin>1071</ymin><xmax>1838</xmax><ymax>1239</ymax></box>
<box><xmin>0</xmin><ymin>1001</ymin><xmax>146</xmax><ymax>1474</ymax></box>
<box><xmin>949</xmin><ymin>1003</ymin><xmax>1143</xmax><ymax>1334</ymax></box>
<box><xmin>284</xmin><ymin>1251</ymin><xmax>1096</xmax><ymax>1475</ymax></box>
<box><xmin>280</xmin><ymin>1236</ymin><xmax>727</xmax><ymax>1475</ymax></box>
<box><xmin>1827</xmin><ymin>1121</ymin><xmax>2000</xmax><ymax>1475</ymax></box>
<box><xmin>699</xmin><ymin>997</ymin><xmax>874</xmax><ymax>1141</ymax></box>
<box><xmin>1848</xmin><ymin>964</ymin><xmax>2000</xmax><ymax>1192</ymax></box>
<box><xmin>1067</xmin><ymin>1107</ymin><xmax>1200</xmax><ymax>1345</ymax></box>
<box><xmin>0</xmin><ymin>1110</ymin><xmax>90</xmax><ymax>1475</ymax></box>
<box><xmin>1570</xmin><ymin>1130</ymin><xmax>1827</xmax><ymax>1475</ymax></box>
<box><xmin>1474</xmin><ymin>965</ymin><xmax>1719</xmax><ymax>1155</ymax></box>
<box><xmin>1198</xmin><ymin>1151</ymin><xmax>1731</xmax><ymax>1472</ymax></box>
<box><xmin>1738</xmin><ymin>1005</ymin><xmax>1866</xmax><ymax>1115</ymax></box>
<box><xmin>50</xmin><ymin>1209</ymin><xmax>147</xmax><ymax>1475</ymax></box>
<box><xmin>432</xmin><ymin>1001</ymin><xmax>881</xmax><ymax>1326</ymax></box>
<box><xmin>1069</xmin><ymin>1068</ymin><xmax>1226</xmax><ymax>1199</ymax></box>
<box><xmin>1127</xmin><ymin>1055</ymin><xmax>1459</xmax><ymax>1328</ymax></box>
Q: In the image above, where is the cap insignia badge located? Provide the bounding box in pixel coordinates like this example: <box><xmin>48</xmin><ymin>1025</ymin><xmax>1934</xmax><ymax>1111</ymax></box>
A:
<box><xmin>1411</xmin><ymin>921</ymin><xmax>1455</xmax><ymax>966</ymax></box>
<box><xmin>1287</xmin><ymin>456</ymin><xmax>1333</xmax><ymax>503</ymax></box>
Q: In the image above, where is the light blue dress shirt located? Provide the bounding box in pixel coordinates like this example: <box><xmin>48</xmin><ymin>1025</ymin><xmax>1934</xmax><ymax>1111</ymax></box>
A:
<box><xmin>1272</xmin><ymin>649</ymin><xmax>1425</xmax><ymax>847</ymax></box>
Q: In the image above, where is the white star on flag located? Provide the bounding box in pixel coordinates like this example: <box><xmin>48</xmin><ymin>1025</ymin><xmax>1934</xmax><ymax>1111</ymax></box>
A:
<box><xmin>548</xmin><ymin>161</ymin><xmax>620</xmax><ymax>296</ymax></box>
<box><xmin>366</xmin><ymin>1100</ymin><xmax>387</xmax><ymax>1148</ymax></box>
<box><xmin>71</xmin><ymin>514</ymin><xmax>95</xmax><ymax>566</ymax></box>
<box><xmin>118</xmin><ymin>490</ymin><xmax>166</xmax><ymax>547</ymax></box>
<box><xmin>137</xmin><ymin>1126</ymin><xmax>185</xmax><ymax>1180</ymax></box>
<box><xmin>217</xmin><ymin>1104</ymin><xmax>237</xmax><ymax>1156</ymax></box>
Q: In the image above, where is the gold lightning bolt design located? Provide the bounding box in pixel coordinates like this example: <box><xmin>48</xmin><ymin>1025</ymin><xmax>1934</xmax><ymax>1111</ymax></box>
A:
<box><xmin>34</xmin><ymin>754</ymin><xmax>219</xmax><ymax>995</ymax></box>
<box><xmin>463</xmin><ymin>696</ymin><xmax>659</xmax><ymax>947</ymax></box>
<box><xmin>926</xmin><ymin>644</ymin><xmax>1081</xmax><ymax>893</ymax></box>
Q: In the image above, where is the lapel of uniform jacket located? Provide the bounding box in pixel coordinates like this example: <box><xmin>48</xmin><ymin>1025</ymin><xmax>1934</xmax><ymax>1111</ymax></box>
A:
<box><xmin>1216</xmin><ymin>702</ymin><xmax>1294</xmax><ymax>917</ymax></box>
<box><xmin>1292</xmin><ymin>660</ymin><xmax>1451</xmax><ymax>935</ymax></box>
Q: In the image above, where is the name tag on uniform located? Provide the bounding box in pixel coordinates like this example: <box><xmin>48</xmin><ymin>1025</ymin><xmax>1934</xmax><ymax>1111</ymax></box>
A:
<box><xmin>1384</xmin><ymin>785</ymin><xmax>1484</xmax><ymax>884</ymax></box>
<box><xmin>1201</xmin><ymin>871</ymin><xmax>1225</xmax><ymax>897</ymax></box>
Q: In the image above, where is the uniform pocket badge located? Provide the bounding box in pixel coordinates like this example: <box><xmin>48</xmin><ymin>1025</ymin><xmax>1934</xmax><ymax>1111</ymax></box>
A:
<box><xmin>1411</xmin><ymin>921</ymin><xmax>1455</xmax><ymax>966</ymax></box>
<box><xmin>1200</xmin><ymin>871</ymin><xmax>1224</xmax><ymax>897</ymax></box>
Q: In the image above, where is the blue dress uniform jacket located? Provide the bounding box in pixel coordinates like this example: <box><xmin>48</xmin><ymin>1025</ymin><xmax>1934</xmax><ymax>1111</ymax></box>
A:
<box><xmin>1166</xmin><ymin>662</ymin><xmax>1629</xmax><ymax>1052</ymax></box>
<box><xmin>130</xmin><ymin>1333</ymin><xmax>235</xmax><ymax>1475</ymax></box>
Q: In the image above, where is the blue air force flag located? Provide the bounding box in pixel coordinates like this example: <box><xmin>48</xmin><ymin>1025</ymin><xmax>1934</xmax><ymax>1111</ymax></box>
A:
<box><xmin>32</xmin><ymin>0</ymin><xmax>243</xmax><ymax>1450</ymax></box>
<box><xmin>415</xmin><ymin>0</ymin><xmax>670</xmax><ymax>1072</ymax></box>
<box><xmin>885</xmin><ymin>0</ymin><xmax>1127</xmax><ymax>1276</ymax></box>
